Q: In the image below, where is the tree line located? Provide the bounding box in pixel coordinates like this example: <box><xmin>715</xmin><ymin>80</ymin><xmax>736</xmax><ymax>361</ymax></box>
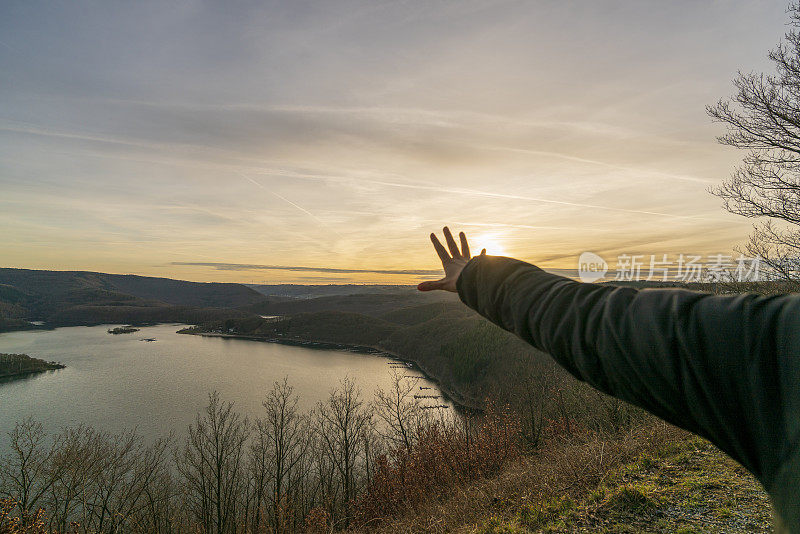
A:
<box><xmin>0</xmin><ymin>373</ymin><xmax>522</xmax><ymax>534</ymax></box>
<box><xmin>0</xmin><ymin>354</ymin><xmax>64</xmax><ymax>380</ymax></box>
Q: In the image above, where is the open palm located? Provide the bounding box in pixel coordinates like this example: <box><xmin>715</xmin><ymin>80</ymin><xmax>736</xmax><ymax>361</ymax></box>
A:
<box><xmin>418</xmin><ymin>227</ymin><xmax>484</xmax><ymax>293</ymax></box>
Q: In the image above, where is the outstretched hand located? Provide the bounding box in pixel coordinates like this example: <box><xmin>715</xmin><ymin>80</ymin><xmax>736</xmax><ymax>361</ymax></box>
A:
<box><xmin>418</xmin><ymin>227</ymin><xmax>485</xmax><ymax>293</ymax></box>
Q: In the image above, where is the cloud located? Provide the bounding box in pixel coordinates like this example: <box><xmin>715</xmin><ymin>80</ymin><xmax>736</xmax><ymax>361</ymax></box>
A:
<box><xmin>172</xmin><ymin>262</ymin><xmax>441</xmax><ymax>276</ymax></box>
<box><xmin>348</xmin><ymin>178</ymin><xmax>718</xmax><ymax>221</ymax></box>
<box><xmin>1</xmin><ymin>97</ymin><xmax>711</xmax><ymax>187</ymax></box>
<box><xmin>0</xmin><ymin>0</ymin><xmax>781</xmax><ymax>282</ymax></box>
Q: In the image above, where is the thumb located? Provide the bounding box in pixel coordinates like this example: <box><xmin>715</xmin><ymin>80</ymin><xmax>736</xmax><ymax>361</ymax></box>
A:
<box><xmin>481</xmin><ymin>248</ymin><xmax>487</xmax><ymax>256</ymax></box>
<box><xmin>417</xmin><ymin>279</ymin><xmax>446</xmax><ymax>291</ymax></box>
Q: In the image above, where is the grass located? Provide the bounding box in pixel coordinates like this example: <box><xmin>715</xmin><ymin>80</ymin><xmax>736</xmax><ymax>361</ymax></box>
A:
<box><xmin>472</xmin><ymin>433</ymin><xmax>772</xmax><ymax>533</ymax></box>
<box><xmin>356</xmin><ymin>424</ymin><xmax>773</xmax><ymax>534</ymax></box>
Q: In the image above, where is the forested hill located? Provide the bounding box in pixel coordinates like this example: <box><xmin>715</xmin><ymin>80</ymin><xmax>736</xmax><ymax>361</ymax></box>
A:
<box><xmin>248</xmin><ymin>283</ymin><xmax>420</xmax><ymax>299</ymax></box>
<box><xmin>0</xmin><ymin>268</ymin><xmax>264</xmax><ymax>307</ymax></box>
<box><xmin>242</xmin><ymin>290</ymin><xmax>454</xmax><ymax>317</ymax></box>
<box><xmin>0</xmin><ymin>268</ymin><xmax>457</xmax><ymax>333</ymax></box>
<box><xmin>0</xmin><ymin>268</ymin><xmax>265</xmax><ymax>331</ymax></box>
<box><xmin>186</xmin><ymin>300</ymin><xmax>558</xmax><ymax>410</ymax></box>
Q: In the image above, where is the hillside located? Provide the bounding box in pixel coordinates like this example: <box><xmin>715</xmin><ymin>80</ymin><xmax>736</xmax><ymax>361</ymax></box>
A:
<box><xmin>189</xmin><ymin>300</ymin><xmax>558</xmax><ymax>410</ymax></box>
<box><xmin>0</xmin><ymin>268</ymin><xmax>265</xmax><ymax>330</ymax></box>
<box><xmin>358</xmin><ymin>427</ymin><xmax>771</xmax><ymax>534</ymax></box>
<box><xmin>0</xmin><ymin>268</ymin><xmax>264</xmax><ymax>308</ymax></box>
<box><xmin>248</xmin><ymin>283</ymin><xmax>421</xmax><ymax>299</ymax></box>
<box><xmin>0</xmin><ymin>267</ymin><xmax>468</xmax><ymax>340</ymax></box>
<box><xmin>227</xmin><ymin>311</ymin><xmax>398</xmax><ymax>346</ymax></box>
<box><xmin>242</xmin><ymin>290</ymin><xmax>456</xmax><ymax>317</ymax></box>
<box><xmin>187</xmin><ymin>297</ymin><xmax>773</xmax><ymax>532</ymax></box>
<box><xmin>0</xmin><ymin>273</ymin><xmax>776</xmax><ymax>530</ymax></box>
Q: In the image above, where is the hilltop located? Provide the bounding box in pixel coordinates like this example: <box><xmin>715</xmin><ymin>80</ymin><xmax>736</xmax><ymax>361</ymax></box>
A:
<box><xmin>0</xmin><ymin>268</ymin><xmax>265</xmax><ymax>331</ymax></box>
<box><xmin>0</xmin><ymin>267</ymin><xmax>458</xmax><ymax>332</ymax></box>
<box><xmin>248</xmin><ymin>283</ymin><xmax>421</xmax><ymax>299</ymax></box>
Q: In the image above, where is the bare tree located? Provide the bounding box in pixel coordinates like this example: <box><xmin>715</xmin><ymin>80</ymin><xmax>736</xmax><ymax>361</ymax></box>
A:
<box><xmin>0</xmin><ymin>420</ymin><xmax>175</xmax><ymax>534</ymax></box>
<box><xmin>129</xmin><ymin>447</ymin><xmax>176</xmax><ymax>534</ymax></box>
<box><xmin>83</xmin><ymin>433</ymin><xmax>172</xmax><ymax>534</ymax></box>
<box><xmin>373</xmin><ymin>370</ymin><xmax>425</xmax><ymax>454</ymax></box>
<box><xmin>46</xmin><ymin>425</ymin><xmax>108</xmax><ymax>532</ymax></box>
<box><xmin>314</xmin><ymin>377</ymin><xmax>373</xmax><ymax>527</ymax></box>
<box><xmin>250</xmin><ymin>378</ymin><xmax>312</xmax><ymax>534</ymax></box>
<box><xmin>507</xmin><ymin>357</ymin><xmax>559</xmax><ymax>447</ymax></box>
<box><xmin>708</xmin><ymin>3</ymin><xmax>800</xmax><ymax>289</ymax></box>
<box><xmin>247</xmin><ymin>422</ymin><xmax>272</xmax><ymax>532</ymax></box>
<box><xmin>176</xmin><ymin>392</ymin><xmax>250</xmax><ymax>534</ymax></box>
<box><xmin>0</xmin><ymin>419</ymin><xmax>61</xmax><ymax>525</ymax></box>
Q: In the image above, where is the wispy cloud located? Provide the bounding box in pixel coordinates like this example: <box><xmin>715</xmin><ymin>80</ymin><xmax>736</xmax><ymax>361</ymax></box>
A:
<box><xmin>172</xmin><ymin>262</ymin><xmax>441</xmax><ymax>276</ymax></box>
<box><xmin>0</xmin><ymin>0</ymin><xmax>779</xmax><ymax>283</ymax></box>
<box><xmin>356</xmin><ymin>179</ymin><xmax>718</xmax><ymax>221</ymax></box>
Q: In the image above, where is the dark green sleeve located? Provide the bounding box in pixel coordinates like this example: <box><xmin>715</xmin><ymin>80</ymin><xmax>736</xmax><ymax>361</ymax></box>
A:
<box><xmin>456</xmin><ymin>254</ymin><xmax>800</xmax><ymax>491</ymax></box>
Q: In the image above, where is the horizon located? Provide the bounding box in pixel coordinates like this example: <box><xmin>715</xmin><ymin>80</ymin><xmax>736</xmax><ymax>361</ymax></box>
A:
<box><xmin>1</xmin><ymin>1</ymin><xmax>791</xmax><ymax>284</ymax></box>
<box><xmin>0</xmin><ymin>263</ymin><xmax>584</xmax><ymax>286</ymax></box>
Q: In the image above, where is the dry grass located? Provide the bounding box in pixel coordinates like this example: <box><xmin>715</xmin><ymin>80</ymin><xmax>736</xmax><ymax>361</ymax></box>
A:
<box><xmin>353</xmin><ymin>422</ymin><xmax>773</xmax><ymax>534</ymax></box>
<box><xmin>352</xmin><ymin>404</ymin><xmax>521</xmax><ymax>528</ymax></box>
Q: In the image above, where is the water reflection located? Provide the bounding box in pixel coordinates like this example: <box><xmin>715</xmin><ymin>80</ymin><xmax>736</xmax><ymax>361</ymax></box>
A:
<box><xmin>0</xmin><ymin>324</ymin><xmax>454</xmax><ymax>447</ymax></box>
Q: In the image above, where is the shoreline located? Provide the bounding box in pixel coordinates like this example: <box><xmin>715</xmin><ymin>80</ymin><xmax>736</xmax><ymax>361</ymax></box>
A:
<box><xmin>0</xmin><ymin>363</ymin><xmax>65</xmax><ymax>383</ymax></box>
<box><xmin>179</xmin><ymin>330</ymin><xmax>481</xmax><ymax>412</ymax></box>
<box><xmin>1</xmin><ymin>322</ymin><xmax>481</xmax><ymax>411</ymax></box>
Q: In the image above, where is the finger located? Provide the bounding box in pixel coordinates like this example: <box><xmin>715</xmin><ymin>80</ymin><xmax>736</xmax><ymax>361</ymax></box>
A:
<box><xmin>443</xmin><ymin>226</ymin><xmax>461</xmax><ymax>258</ymax></box>
<box><xmin>459</xmin><ymin>231</ymin><xmax>470</xmax><ymax>259</ymax></box>
<box><xmin>430</xmin><ymin>233</ymin><xmax>451</xmax><ymax>264</ymax></box>
<box><xmin>481</xmin><ymin>248</ymin><xmax>486</xmax><ymax>256</ymax></box>
<box><xmin>417</xmin><ymin>279</ymin><xmax>445</xmax><ymax>291</ymax></box>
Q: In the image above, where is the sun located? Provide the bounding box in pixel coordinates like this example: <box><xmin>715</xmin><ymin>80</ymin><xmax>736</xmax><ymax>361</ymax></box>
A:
<box><xmin>473</xmin><ymin>233</ymin><xmax>508</xmax><ymax>257</ymax></box>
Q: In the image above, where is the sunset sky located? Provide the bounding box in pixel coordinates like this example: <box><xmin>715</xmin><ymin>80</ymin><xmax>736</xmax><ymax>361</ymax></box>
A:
<box><xmin>0</xmin><ymin>1</ymin><xmax>791</xmax><ymax>284</ymax></box>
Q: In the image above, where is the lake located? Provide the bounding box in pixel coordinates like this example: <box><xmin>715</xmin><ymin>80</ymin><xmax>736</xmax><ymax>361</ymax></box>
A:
<box><xmin>0</xmin><ymin>324</ymin><xmax>452</xmax><ymax>446</ymax></box>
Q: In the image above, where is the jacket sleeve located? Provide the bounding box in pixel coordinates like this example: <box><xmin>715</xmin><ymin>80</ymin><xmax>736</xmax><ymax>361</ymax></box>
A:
<box><xmin>456</xmin><ymin>254</ymin><xmax>800</xmax><ymax>489</ymax></box>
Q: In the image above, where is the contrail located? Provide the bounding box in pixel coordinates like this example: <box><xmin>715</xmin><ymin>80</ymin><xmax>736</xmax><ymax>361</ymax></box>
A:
<box><xmin>247</xmin><ymin>167</ymin><xmax>719</xmax><ymax>221</ymax></box>
<box><xmin>451</xmin><ymin>221</ymin><xmax>604</xmax><ymax>231</ymax></box>
<box><xmin>239</xmin><ymin>173</ymin><xmax>341</xmax><ymax>236</ymax></box>
<box><xmin>362</xmin><ymin>179</ymin><xmax>715</xmax><ymax>221</ymax></box>
<box><xmin>0</xmin><ymin>39</ymin><xmax>22</xmax><ymax>53</ymax></box>
<box><xmin>486</xmin><ymin>146</ymin><xmax>713</xmax><ymax>184</ymax></box>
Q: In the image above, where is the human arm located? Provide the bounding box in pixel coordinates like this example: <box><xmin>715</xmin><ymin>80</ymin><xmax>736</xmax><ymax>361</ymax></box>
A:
<box><xmin>420</xmin><ymin>228</ymin><xmax>798</xmax><ymax>491</ymax></box>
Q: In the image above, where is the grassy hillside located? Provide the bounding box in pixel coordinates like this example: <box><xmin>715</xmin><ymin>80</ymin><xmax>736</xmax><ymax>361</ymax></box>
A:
<box><xmin>356</xmin><ymin>427</ymin><xmax>771</xmax><ymax>534</ymax></box>
<box><xmin>187</xmin><ymin>294</ymin><xmax>772</xmax><ymax>534</ymax></box>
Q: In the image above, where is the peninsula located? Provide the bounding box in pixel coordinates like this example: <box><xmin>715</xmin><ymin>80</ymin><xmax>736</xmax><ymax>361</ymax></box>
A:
<box><xmin>0</xmin><ymin>353</ymin><xmax>64</xmax><ymax>381</ymax></box>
